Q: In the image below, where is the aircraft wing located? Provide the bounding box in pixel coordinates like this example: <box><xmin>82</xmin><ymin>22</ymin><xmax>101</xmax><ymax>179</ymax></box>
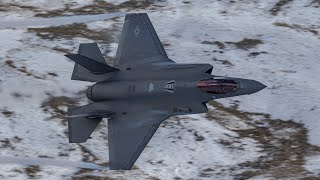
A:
<box><xmin>115</xmin><ymin>13</ymin><xmax>175</xmax><ymax>68</ymax></box>
<box><xmin>108</xmin><ymin>108</ymin><xmax>170</xmax><ymax>170</ymax></box>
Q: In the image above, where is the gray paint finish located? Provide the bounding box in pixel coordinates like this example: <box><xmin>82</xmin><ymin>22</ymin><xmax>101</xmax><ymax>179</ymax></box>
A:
<box><xmin>65</xmin><ymin>13</ymin><xmax>266</xmax><ymax>170</ymax></box>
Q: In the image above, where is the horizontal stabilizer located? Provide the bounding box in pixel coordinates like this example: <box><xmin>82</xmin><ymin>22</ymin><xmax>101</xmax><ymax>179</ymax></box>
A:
<box><xmin>68</xmin><ymin>115</ymin><xmax>102</xmax><ymax>143</ymax></box>
<box><xmin>65</xmin><ymin>54</ymin><xmax>118</xmax><ymax>74</ymax></box>
<box><xmin>68</xmin><ymin>105</ymin><xmax>113</xmax><ymax>143</ymax></box>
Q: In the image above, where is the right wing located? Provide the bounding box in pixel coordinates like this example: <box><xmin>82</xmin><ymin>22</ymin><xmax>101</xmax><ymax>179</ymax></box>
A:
<box><xmin>115</xmin><ymin>13</ymin><xmax>174</xmax><ymax>69</ymax></box>
<box><xmin>108</xmin><ymin>110</ymin><xmax>170</xmax><ymax>170</ymax></box>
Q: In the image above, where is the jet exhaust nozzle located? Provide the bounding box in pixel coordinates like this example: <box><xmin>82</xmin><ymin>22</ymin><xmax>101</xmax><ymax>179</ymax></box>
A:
<box><xmin>86</xmin><ymin>86</ymin><xmax>94</xmax><ymax>101</ymax></box>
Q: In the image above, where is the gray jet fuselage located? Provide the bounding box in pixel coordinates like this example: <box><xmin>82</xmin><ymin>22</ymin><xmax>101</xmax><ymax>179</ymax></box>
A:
<box><xmin>88</xmin><ymin>64</ymin><xmax>212</xmax><ymax>100</ymax></box>
<box><xmin>86</xmin><ymin>63</ymin><xmax>265</xmax><ymax>117</ymax></box>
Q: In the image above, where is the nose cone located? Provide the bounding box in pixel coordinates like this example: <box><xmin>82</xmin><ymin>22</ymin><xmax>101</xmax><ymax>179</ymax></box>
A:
<box><xmin>239</xmin><ymin>79</ymin><xmax>266</xmax><ymax>95</ymax></box>
<box><xmin>208</xmin><ymin>77</ymin><xmax>267</xmax><ymax>99</ymax></box>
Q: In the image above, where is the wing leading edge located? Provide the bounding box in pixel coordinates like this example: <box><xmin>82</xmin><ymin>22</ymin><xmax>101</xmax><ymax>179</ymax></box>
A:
<box><xmin>115</xmin><ymin>13</ymin><xmax>174</xmax><ymax>69</ymax></box>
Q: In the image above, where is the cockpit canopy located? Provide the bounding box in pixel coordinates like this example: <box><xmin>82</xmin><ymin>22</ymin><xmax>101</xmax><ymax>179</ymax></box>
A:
<box><xmin>197</xmin><ymin>79</ymin><xmax>239</xmax><ymax>94</ymax></box>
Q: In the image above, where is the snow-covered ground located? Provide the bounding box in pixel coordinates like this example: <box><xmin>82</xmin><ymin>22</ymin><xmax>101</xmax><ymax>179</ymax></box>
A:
<box><xmin>0</xmin><ymin>0</ymin><xmax>319</xmax><ymax>179</ymax></box>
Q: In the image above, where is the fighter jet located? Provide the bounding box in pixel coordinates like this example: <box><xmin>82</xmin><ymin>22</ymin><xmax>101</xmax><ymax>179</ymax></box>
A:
<box><xmin>65</xmin><ymin>13</ymin><xmax>266</xmax><ymax>170</ymax></box>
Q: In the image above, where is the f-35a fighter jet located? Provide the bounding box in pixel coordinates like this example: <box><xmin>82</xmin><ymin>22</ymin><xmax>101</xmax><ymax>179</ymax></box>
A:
<box><xmin>65</xmin><ymin>13</ymin><xmax>266</xmax><ymax>170</ymax></box>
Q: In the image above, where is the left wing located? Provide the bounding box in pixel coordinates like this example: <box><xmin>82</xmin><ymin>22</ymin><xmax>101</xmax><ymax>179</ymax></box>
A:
<box><xmin>115</xmin><ymin>13</ymin><xmax>174</xmax><ymax>69</ymax></box>
<box><xmin>108</xmin><ymin>110</ymin><xmax>170</xmax><ymax>170</ymax></box>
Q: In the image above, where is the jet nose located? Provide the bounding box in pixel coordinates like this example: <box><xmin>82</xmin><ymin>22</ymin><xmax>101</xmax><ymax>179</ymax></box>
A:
<box><xmin>239</xmin><ymin>79</ymin><xmax>267</xmax><ymax>95</ymax></box>
<box><xmin>250</xmin><ymin>80</ymin><xmax>267</xmax><ymax>92</ymax></box>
